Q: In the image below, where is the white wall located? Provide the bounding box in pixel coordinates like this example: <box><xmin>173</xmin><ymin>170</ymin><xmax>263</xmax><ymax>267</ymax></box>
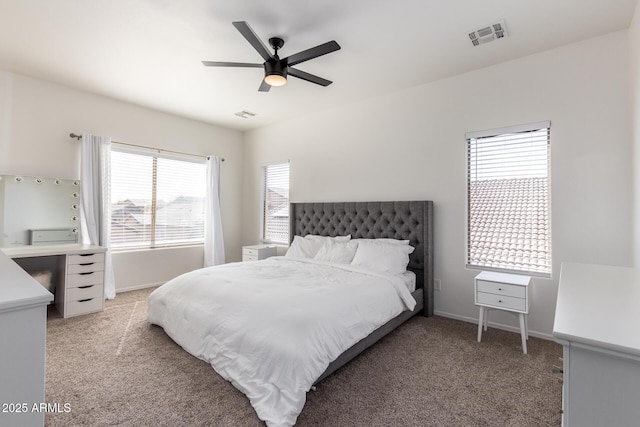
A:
<box><xmin>0</xmin><ymin>71</ymin><xmax>244</xmax><ymax>292</ymax></box>
<box><xmin>243</xmin><ymin>31</ymin><xmax>633</xmax><ymax>338</ymax></box>
<box><xmin>631</xmin><ymin>2</ymin><xmax>640</xmax><ymax>268</ymax></box>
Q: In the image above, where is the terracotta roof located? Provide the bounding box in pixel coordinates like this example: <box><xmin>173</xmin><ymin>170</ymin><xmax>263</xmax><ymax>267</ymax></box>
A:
<box><xmin>468</xmin><ymin>177</ymin><xmax>550</xmax><ymax>274</ymax></box>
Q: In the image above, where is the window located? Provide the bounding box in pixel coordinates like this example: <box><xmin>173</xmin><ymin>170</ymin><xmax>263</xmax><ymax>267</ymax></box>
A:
<box><xmin>261</xmin><ymin>162</ymin><xmax>290</xmax><ymax>244</ymax></box>
<box><xmin>466</xmin><ymin>121</ymin><xmax>551</xmax><ymax>276</ymax></box>
<box><xmin>110</xmin><ymin>147</ymin><xmax>206</xmax><ymax>249</ymax></box>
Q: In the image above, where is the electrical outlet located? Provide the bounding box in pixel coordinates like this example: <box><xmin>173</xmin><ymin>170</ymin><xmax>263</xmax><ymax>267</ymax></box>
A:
<box><xmin>434</xmin><ymin>279</ymin><xmax>442</xmax><ymax>291</ymax></box>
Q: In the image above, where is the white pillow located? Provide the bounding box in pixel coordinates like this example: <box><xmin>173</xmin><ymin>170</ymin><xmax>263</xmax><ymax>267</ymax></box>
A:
<box><xmin>285</xmin><ymin>235</ymin><xmax>324</xmax><ymax>258</ymax></box>
<box><xmin>351</xmin><ymin>240</ymin><xmax>415</xmax><ymax>274</ymax></box>
<box><xmin>304</xmin><ymin>234</ymin><xmax>351</xmax><ymax>242</ymax></box>
<box><xmin>314</xmin><ymin>240</ymin><xmax>358</xmax><ymax>264</ymax></box>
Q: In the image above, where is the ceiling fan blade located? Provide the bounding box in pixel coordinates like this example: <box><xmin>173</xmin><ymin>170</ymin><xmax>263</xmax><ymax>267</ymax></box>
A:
<box><xmin>285</xmin><ymin>41</ymin><xmax>341</xmax><ymax>67</ymax></box>
<box><xmin>288</xmin><ymin>67</ymin><xmax>332</xmax><ymax>87</ymax></box>
<box><xmin>258</xmin><ymin>79</ymin><xmax>271</xmax><ymax>92</ymax></box>
<box><xmin>232</xmin><ymin>21</ymin><xmax>273</xmax><ymax>62</ymax></box>
<box><xmin>202</xmin><ymin>61</ymin><xmax>263</xmax><ymax>68</ymax></box>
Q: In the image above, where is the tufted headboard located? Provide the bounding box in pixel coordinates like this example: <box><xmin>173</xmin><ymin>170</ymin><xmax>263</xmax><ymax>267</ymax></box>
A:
<box><xmin>290</xmin><ymin>201</ymin><xmax>434</xmax><ymax>316</ymax></box>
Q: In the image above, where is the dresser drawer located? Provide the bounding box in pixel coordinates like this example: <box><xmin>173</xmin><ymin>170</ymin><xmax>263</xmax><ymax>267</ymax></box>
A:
<box><xmin>243</xmin><ymin>254</ymin><xmax>258</xmax><ymax>261</ymax></box>
<box><xmin>476</xmin><ymin>280</ymin><xmax>526</xmax><ymax>298</ymax></box>
<box><xmin>66</xmin><ymin>284</ymin><xmax>103</xmax><ymax>301</ymax></box>
<box><xmin>476</xmin><ymin>292</ymin><xmax>526</xmax><ymax>312</ymax></box>
<box><xmin>67</xmin><ymin>262</ymin><xmax>104</xmax><ymax>275</ymax></box>
<box><xmin>65</xmin><ymin>297</ymin><xmax>104</xmax><ymax>317</ymax></box>
<box><xmin>68</xmin><ymin>253</ymin><xmax>105</xmax><ymax>265</ymax></box>
<box><xmin>67</xmin><ymin>271</ymin><xmax>104</xmax><ymax>288</ymax></box>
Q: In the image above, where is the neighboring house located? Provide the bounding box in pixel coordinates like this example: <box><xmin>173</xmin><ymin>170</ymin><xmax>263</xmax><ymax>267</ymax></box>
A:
<box><xmin>111</xmin><ymin>196</ymin><xmax>204</xmax><ymax>246</ymax></box>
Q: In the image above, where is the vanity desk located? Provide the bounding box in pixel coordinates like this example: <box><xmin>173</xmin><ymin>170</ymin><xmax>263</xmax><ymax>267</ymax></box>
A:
<box><xmin>2</xmin><ymin>244</ymin><xmax>107</xmax><ymax>318</ymax></box>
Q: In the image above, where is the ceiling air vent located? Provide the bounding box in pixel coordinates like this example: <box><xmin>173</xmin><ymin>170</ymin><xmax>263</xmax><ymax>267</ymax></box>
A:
<box><xmin>469</xmin><ymin>20</ymin><xmax>508</xmax><ymax>47</ymax></box>
<box><xmin>234</xmin><ymin>110</ymin><xmax>256</xmax><ymax>119</ymax></box>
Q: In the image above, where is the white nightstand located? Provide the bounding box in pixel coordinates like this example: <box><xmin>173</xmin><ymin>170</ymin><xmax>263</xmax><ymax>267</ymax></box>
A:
<box><xmin>242</xmin><ymin>244</ymin><xmax>277</xmax><ymax>261</ymax></box>
<box><xmin>474</xmin><ymin>271</ymin><xmax>531</xmax><ymax>354</ymax></box>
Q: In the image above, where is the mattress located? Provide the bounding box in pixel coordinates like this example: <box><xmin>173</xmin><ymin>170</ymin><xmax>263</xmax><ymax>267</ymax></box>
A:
<box><xmin>147</xmin><ymin>257</ymin><xmax>415</xmax><ymax>427</ymax></box>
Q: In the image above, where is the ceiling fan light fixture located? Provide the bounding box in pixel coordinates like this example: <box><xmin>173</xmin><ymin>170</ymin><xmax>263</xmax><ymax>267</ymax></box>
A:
<box><xmin>264</xmin><ymin>73</ymin><xmax>287</xmax><ymax>87</ymax></box>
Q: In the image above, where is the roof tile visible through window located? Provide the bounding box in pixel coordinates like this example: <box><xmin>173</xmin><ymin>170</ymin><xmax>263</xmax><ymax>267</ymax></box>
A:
<box><xmin>466</xmin><ymin>122</ymin><xmax>551</xmax><ymax>276</ymax></box>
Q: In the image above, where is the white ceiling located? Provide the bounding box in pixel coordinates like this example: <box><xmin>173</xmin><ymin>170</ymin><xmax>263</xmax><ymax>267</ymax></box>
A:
<box><xmin>0</xmin><ymin>0</ymin><xmax>637</xmax><ymax>131</ymax></box>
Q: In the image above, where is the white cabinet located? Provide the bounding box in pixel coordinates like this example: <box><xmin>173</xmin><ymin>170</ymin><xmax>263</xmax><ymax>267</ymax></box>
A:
<box><xmin>57</xmin><ymin>251</ymin><xmax>105</xmax><ymax>318</ymax></box>
<box><xmin>554</xmin><ymin>262</ymin><xmax>640</xmax><ymax>426</ymax></box>
<box><xmin>3</xmin><ymin>244</ymin><xmax>106</xmax><ymax>318</ymax></box>
<box><xmin>242</xmin><ymin>244</ymin><xmax>277</xmax><ymax>261</ymax></box>
<box><xmin>0</xmin><ymin>250</ymin><xmax>53</xmax><ymax>427</ymax></box>
<box><xmin>474</xmin><ymin>271</ymin><xmax>531</xmax><ymax>354</ymax></box>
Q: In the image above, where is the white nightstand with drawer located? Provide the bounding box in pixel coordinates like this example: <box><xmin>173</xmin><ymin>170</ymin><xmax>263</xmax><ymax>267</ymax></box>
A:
<box><xmin>242</xmin><ymin>244</ymin><xmax>277</xmax><ymax>261</ymax></box>
<box><xmin>474</xmin><ymin>271</ymin><xmax>531</xmax><ymax>354</ymax></box>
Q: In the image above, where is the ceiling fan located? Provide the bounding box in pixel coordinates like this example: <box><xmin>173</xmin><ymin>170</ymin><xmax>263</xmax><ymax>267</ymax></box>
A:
<box><xmin>202</xmin><ymin>21</ymin><xmax>341</xmax><ymax>92</ymax></box>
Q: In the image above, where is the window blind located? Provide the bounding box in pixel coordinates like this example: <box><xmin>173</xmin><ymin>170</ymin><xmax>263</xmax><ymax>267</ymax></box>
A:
<box><xmin>111</xmin><ymin>149</ymin><xmax>206</xmax><ymax>249</ymax></box>
<box><xmin>466</xmin><ymin>121</ymin><xmax>551</xmax><ymax>276</ymax></box>
<box><xmin>262</xmin><ymin>162</ymin><xmax>290</xmax><ymax>244</ymax></box>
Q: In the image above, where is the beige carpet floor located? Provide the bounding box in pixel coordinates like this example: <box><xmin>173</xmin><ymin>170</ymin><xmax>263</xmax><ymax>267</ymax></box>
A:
<box><xmin>45</xmin><ymin>287</ymin><xmax>563</xmax><ymax>426</ymax></box>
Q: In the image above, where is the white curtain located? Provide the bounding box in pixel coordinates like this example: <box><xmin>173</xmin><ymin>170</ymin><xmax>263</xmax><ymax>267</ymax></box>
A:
<box><xmin>79</xmin><ymin>134</ymin><xmax>116</xmax><ymax>299</ymax></box>
<box><xmin>204</xmin><ymin>155</ymin><xmax>225</xmax><ymax>267</ymax></box>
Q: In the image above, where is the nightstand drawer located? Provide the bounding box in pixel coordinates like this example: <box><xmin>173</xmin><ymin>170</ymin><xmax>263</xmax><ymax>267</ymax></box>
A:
<box><xmin>477</xmin><ymin>292</ymin><xmax>526</xmax><ymax>312</ymax></box>
<box><xmin>476</xmin><ymin>280</ymin><xmax>525</xmax><ymax>298</ymax></box>
<box><xmin>242</xmin><ymin>245</ymin><xmax>277</xmax><ymax>261</ymax></box>
<box><xmin>243</xmin><ymin>248</ymin><xmax>259</xmax><ymax>256</ymax></box>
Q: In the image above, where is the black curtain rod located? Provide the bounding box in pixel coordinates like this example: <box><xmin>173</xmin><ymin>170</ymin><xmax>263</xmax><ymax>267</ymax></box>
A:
<box><xmin>69</xmin><ymin>133</ymin><xmax>224</xmax><ymax>161</ymax></box>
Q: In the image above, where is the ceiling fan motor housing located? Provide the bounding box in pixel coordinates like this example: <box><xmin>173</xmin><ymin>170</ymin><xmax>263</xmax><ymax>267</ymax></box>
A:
<box><xmin>264</xmin><ymin>57</ymin><xmax>288</xmax><ymax>79</ymax></box>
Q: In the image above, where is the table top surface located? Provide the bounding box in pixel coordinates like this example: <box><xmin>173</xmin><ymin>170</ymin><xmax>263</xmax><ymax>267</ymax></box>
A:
<box><xmin>553</xmin><ymin>262</ymin><xmax>640</xmax><ymax>357</ymax></box>
<box><xmin>0</xmin><ymin>250</ymin><xmax>53</xmax><ymax>312</ymax></box>
<box><xmin>1</xmin><ymin>243</ymin><xmax>105</xmax><ymax>258</ymax></box>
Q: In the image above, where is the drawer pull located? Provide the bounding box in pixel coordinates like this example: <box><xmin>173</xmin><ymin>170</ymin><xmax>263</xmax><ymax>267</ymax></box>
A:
<box><xmin>79</xmin><ymin>253</ymin><xmax>96</xmax><ymax>257</ymax></box>
<box><xmin>79</xmin><ymin>272</ymin><xmax>95</xmax><ymax>276</ymax></box>
<box><xmin>498</xmin><ymin>288</ymin><xmax>503</xmax><ymax>291</ymax></box>
<box><xmin>78</xmin><ymin>285</ymin><xmax>93</xmax><ymax>289</ymax></box>
<box><xmin>78</xmin><ymin>298</ymin><xmax>94</xmax><ymax>303</ymax></box>
<box><xmin>498</xmin><ymin>300</ymin><xmax>503</xmax><ymax>303</ymax></box>
<box><xmin>79</xmin><ymin>262</ymin><xmax>94</xmax><ymax>266</ymax></box>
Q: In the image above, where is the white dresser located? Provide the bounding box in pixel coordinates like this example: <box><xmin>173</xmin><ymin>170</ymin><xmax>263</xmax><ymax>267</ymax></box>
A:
<box><xmin>3</xmin><ymin>244</ymin><xmax>106</xmax><ymax>318</ymax></box>
<box><xmin>0</xmin><ymin>250</ymin><xmax>53</xmax><ymax>426</ymax></box>
<box><xmin>242</xmin><ymin>244</ymin><xmax>277</xmax><ymax>261</ymax></box>
<box><xmin>553</xmin><ymin>262</ymin><xmax>640</xmax><ymax>426</ymax></box>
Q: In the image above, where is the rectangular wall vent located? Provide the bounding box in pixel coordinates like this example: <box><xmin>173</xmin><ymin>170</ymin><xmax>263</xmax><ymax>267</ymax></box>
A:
<box><xmin>235</xmin><ymin>110</ymin><xmax>256</xmax><ymax>119</ymax></box>
<box><xmin>469</xmin><ymin>20</ymin><xmax>508</xmax><ymax>47</ymax></box>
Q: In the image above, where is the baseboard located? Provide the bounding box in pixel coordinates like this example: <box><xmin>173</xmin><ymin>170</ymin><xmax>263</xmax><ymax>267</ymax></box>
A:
<box><xmin>433</xmin><ymin>310</ymin><xmax>554</xmax><ymax>341</ymax></box>
<box><xmin>115</xmin><ymin>282</ymin><xmax>165</xmax><ymax>294</ymax></box>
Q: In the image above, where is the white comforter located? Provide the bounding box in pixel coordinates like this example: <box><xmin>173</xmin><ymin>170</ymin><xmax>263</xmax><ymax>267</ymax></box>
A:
<box><xmin>147</xmin><ymin>256</ymin><xmax>416</xmax><ymax>427</ymax></box>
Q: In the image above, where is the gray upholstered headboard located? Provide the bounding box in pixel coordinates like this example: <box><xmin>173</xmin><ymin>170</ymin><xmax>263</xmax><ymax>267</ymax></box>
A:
<box><xmin>289</xmin><ymin>201</ymin><xmax>434</xmax><ymax>316</ymax></box>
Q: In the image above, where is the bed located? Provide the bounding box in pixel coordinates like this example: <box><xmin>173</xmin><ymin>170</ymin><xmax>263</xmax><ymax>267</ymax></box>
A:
<box><xmin>148</xmin><ymin>200</ymin><xmax>434</xmax><ymax>426</ymax></box>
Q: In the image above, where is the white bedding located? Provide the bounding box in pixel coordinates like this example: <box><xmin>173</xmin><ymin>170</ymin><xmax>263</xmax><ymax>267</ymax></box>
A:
<box><xmin>147</xmin><ymin>256</ymin><xmax>416</xmax><ymax>427</ymax></box>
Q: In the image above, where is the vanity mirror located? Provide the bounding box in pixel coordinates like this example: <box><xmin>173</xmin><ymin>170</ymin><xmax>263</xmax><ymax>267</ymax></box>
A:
<box><xmin>0</xmin><ymin>174</ymin><xmax>81</xmax><ymax>247</ymax></box>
